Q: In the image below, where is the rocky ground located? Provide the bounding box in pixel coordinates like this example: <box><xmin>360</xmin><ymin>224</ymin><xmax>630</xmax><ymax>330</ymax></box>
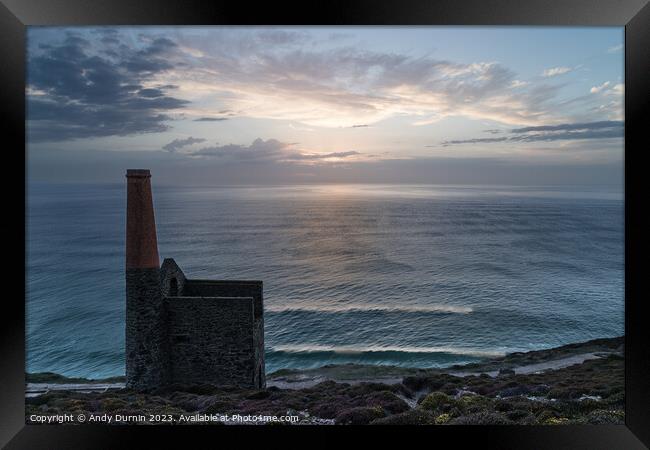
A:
<box><xmin>25</xmin><ymin>336</ymin><xmax>624</xmax><ymax>425</ymax></box>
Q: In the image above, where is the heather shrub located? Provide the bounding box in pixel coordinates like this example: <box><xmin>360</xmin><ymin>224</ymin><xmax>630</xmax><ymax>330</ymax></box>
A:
<box><xmin>371</xmin><ymin>409</ymin><xmax>435</xmax><ymax>425</ymax></box>
<box><xmin>420</xmin><ymin>392</ymin><xmax>454</xmax><ymax>412</ymax></box>
<box><xmin>448</xmin><ymin>411</ymin><xmax>513</xmax><ymax>425</ymax></box>
<box><xmin>335</xmin><ymin>406</ymin><xmax>385</xmax><ymax>425</ymax></box>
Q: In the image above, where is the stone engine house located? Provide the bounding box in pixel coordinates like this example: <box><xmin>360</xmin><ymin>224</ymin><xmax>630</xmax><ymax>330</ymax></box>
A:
<box><xmin>125</xmin><ymin>169</ymin><xmax>265</xmax><ymax>390</ymax></box>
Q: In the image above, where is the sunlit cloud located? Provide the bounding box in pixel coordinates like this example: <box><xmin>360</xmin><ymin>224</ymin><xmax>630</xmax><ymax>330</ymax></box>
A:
<box><xmin>155</xmin><ymin>36</ymin><xmax>571</xmax><ymax>128</ymax></box>
<box><xmin>541</xmin><ymin>66</ymin><xmax>572</xmax><ymax>77</ymax></box>
<box><xmin>590</xmin><ymin>81</ymin><xmax>611</xmax><ymax>94</ymax></box>
<box><xmin>585</xmin><ymin>81</ymin><xmax>623</xmax><ymax>121</ymax></box>
<box><xmin>186</xmin><ymin>138</ymin><xmax>371</xmax><ymax>166</ymax></box>
<box><xmin>608</xmin><ymin>83</ymin><xmax>624</xmax><ymax>95</ymax></box>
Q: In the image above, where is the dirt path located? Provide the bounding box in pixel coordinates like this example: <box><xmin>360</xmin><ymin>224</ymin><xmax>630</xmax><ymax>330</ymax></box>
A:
<box><xmin>26</xmin><ymin>382</ymin><xmax>125</xmax><ymax>397</ymax></box>
<box><xmin>448</xmin><ymin>352</ymin><xmax>603</xmax><ymax>378</ymax></box>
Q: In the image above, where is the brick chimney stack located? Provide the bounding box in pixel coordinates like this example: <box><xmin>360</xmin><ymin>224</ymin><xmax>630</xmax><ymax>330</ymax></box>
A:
<box><xmin>126</xmin><ymin>169</ymin><xmax>160</xmax><ymax>269</ymax></box>
<box><xmin>125</xmin><ymin>169</ymin><xmax>167</xmax><ymax>389</ymax></box>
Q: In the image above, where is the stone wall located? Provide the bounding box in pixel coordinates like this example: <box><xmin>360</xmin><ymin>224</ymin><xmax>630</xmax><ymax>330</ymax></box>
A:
<box><xmin>128</xmin><ymin>258</ymin><xmax>266</xmax><ymax>390</ymax></box>
<box><xmin>183</xmin><ymin>280</ymin><xmax>265</xmax><ymax>388</ymax></box>
<box><xmin>125</xmin><ymin>268</ymin><xmax>168</xmax><ymax>390</ymax></box>
<box><xmin>252</xmin><ymin>313</ymin><xmax>265</xmax><ymax>388</ymax></box>
<box><xmin>160</xmin><ymin>258</ymin><xmax>187</xmax><ymax>297</ymax></box>
<box><xmin>165</xmin><ymin>296</ymin><xmax>257</xmax><ymax>387</ymax></box>
<box><xmin>184</xmin><ymin>280</ymin><xmax>263</xmax><ymax>318</ymax></box>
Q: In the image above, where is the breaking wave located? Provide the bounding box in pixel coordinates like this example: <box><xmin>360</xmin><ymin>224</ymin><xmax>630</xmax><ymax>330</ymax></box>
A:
<box><xmin>264</xmin><ymin>345</ymin><xmax>506</xmax><ymax>371</ymax></box>
<box><xmin>267</xmin><ymin>344</ymin><xmax>504</xmax><ymax>358</ymax></box>
<box><xmin>266</xmin><ymin>304</ymin><xmax>473</xmax><ymax>314</ymax></box>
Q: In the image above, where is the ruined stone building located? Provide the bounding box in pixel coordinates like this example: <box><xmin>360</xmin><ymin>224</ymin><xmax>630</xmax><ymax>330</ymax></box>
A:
<box><xmin>125</xmin><ymin>169</ymin><xmax>265</xmax><ymax>390</ymax></box>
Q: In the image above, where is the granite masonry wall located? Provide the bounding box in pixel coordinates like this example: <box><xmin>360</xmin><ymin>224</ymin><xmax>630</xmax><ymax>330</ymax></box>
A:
<box><xmin>125</xmin><ymin>267</ymin><xmax>168</xmax><ymax>390</ymax></box>
<box><xmin>165</xmin><ymin>296</ymin><xmax>257</xmax><ymax>387</ymax></box>
<box><xmin>183</xmin><ymin>279</ymin><xmax>265</xmax><ymax>388</ymax></box>
<box><xmin>160</xmin><ymin>258</ymin><xmax>187</xmax><ymax>298</ymax></box>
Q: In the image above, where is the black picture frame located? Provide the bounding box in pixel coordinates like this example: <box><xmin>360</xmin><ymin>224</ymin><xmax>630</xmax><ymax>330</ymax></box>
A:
<box><xmin>2</xmin><ymin>0</ymin><xmax>648</xmax><ymax>448</ymax></box>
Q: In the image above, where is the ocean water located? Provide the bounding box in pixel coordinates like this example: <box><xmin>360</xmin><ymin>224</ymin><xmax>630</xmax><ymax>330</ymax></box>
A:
<box><xmin>26</xmin><ymin>183</ymin><xmax>624</xmax><ymax>379</ymax></box>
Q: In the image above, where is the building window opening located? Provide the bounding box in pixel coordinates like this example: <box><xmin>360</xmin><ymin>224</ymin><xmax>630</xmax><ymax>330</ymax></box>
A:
<box><xmin>170</xmin><ymin>278</ymin><xmax>178</xmax><ymax>297</ymax></box>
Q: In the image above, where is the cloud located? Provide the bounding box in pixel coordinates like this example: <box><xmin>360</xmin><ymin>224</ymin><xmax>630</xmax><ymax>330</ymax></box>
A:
<box><xmin>553</xmin><ymin>81</ymin><xmax>623</xmax><ymax>121</ymax></box>
<box><xmin>193</xmin><ymin>117</ymin><xmax>229</xmax><ymax>122</ymax></box>
<box><xmin>590</xmin><ymin>81</ymin><xmax>611</xmax><ymax>94</ymax></box>
<box><xmin>27</xmin><ymin>28</ymin><xmax>622</xmax><ymax>145</ymax></box>
<box><xmin>291</xmin><ymin>151</ymin><xmax>361</xmax><ymax>160</ymax></box>
<box><xmin>510</xmin><ymin>80</ymin><xmax>528</xmax><ymax>88</ymax></box>
<box><xmin>611</xmin><ymin>83</ymin><xmax>624</xmax><ymax>95</ymax></box>
<box><xmin>27</xmin><ymin>31</ymin><xmax>189</xmax><ymax>142</ymax></box>
<box><xmin>593</xmin><ymin>82</ymin><xmax>623</xmax><ymax>98</ymax></box>
<box><xmin>187</xmin><ymin>138</ymin><xmax>364</xmax><ymax>164</ymax></box>
<box><xmin>511</xmin><ymin>121</ymin><xmax>621</xmax><ymax>134</ymax></box>
<box><xmin>607</xmin><ymin>44</ymin><xmax>623</xmax><ymax>53</ymax></box>
<box><xmin>541</xmin><ymin>67</ymin><xmax>572</xmax><ymax>77</ymax></box>
<box><xmin>433</xmin><ymin>137</ymin><xmax>509</xmax><ymax>146</ymax></box>
<box><xmin>289</xmin><ymin>123</ymin><xmax>314</xmax><ymax>132</ymax></box>
<box><xmin>163</xmin><ymin>30</ymin><xmax>578</xmax><ymax>127</ymax></box>
<box><xmin>588</xmin><ymin>83</ymin><xmax>623</xmax><ymax>122</ymax></box>
<box><xmin>162</xmin><ymin>136</ymin><xmax>206</xmax><ymax>152</ymax></box>
<box><xmin>189</xmin><ymin>138</ymin><xmax>289</xmax><ymax>160</ymax></box>
<box><xmin>439</xmin><ymin>120</ymin><xmax>623</xmax><ymax>146</ymax></box>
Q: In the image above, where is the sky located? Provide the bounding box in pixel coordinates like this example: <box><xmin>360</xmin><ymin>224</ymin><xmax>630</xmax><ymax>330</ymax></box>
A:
<box><xmin>26</xmin><ymin>26</ymin><xmax>624</xmax><ymax>186</ymax></box>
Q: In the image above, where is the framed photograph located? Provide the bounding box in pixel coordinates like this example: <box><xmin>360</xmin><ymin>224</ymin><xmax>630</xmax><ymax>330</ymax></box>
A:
<box><xmin>2</xmin><ymin>0</ymin><xmax>649</xmax><ymax>448</ymax></box>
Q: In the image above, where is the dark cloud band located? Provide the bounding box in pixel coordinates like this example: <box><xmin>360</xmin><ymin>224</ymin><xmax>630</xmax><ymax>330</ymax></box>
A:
<box><xmin>439</xmin><ymin>120</ymin><xmax>623</xmax><ymax>146</ymax></box>
<box><xmin>162</xmin><ymin>137</ymin><xmax>206</xmax><ymax>152</ymax></box>
<box><xmin>193</xmin><ymin>117</ymin><xmax>229</xmax><ymax>122</ymax></box>
<box><xmin>27</xmin><ymin>32</ymin><xmax>188</xmax><ymax>143</ymax></box>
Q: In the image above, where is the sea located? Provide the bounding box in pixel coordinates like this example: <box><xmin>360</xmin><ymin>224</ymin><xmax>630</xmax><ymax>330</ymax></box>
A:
<box><xmin>26</xmin><ymin>183</ymin><xmax>624</xmax><ymax>379</ymax></box>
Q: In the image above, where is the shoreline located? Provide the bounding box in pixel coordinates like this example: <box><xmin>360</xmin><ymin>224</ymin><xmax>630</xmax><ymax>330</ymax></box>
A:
<box><xmin>26</xmin><ymin>336</ymin><xmax>623</xmax><ymax>393</ymax></box>
<box><xmin>25</xmin><ymin>336</ymin><xmax>625</xmax><ymax>425</ymax></box>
